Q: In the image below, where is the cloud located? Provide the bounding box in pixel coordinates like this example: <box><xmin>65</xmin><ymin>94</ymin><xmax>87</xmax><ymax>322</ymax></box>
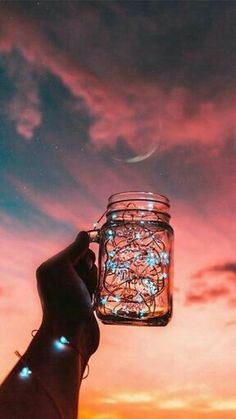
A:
<box><xmin>83</xmin><ymin>386</ymin><xmax>236</xmax><ymax>417</ymax></box>
<box><xmin>3</xmin><ymin>53</ymin><xmax>41</xmax><ymax>140</ymax></box>
<box><xmin>186</xmin><ymin>286</ymin><xmax>230</xmax><ymax>305</ymax></box>
<box><xmin>196</xmin><ymin>262</ymin><xmax>236</xmax><ymax>280</ymax></box>
<box><xmin>185</xmin><ymin>261</ymin><xmax>236</xmax><ymax>306</ymax></box>
<box><xmin>9</xmin><ymin>177</ymin><xmax>99</xmax><ymax>230</ymax></box>
<box><xmin>225</xmin><ymin>320</ymin><xmax>236</xmax><ymax>327</ymax></box>
<box><xmin>210</xmin><ymin>399</ymin><xmax>236</xmax><ymax>411</ymax></box>
<box><xmin>195</xmin><ymin>263</ymin><xmax>236</xmax><ymax>277</ymax></box>
<box><xmin>1</xmin><ymin>3</ymin><xmax>236</xmax><ymax>152</ymax></box>
<box><xmin>102</xmin><ymin>391</ymin><xmax>154</xmax><ymax>404</ymax></box>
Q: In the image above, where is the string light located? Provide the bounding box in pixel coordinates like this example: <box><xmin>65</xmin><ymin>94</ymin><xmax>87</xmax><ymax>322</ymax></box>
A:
<box><xmin>15</xmin><ymin>331</ymin><xmax>90</xmax><ymax>399</ymax></box>
<box><xmin>53</xmin><ymin>335</ymin><xmax>71</xmax><ymax>351</ymax></box>
<box><xmin>97</xmin><ymin>203</ymin><xmax>170</xmax><ymax>321</ymax></box>
<box><xmin>59</xmin><ymin>336</ymin><xmax>70</xmax><ymax>345</ymax></box>
<box><xmin>19</xmin><ymin>366</ymin><xmax>32</xmax><ymax>379</ymax></box>
<box><xmin>15</xmin><ymin>350</ymin><xmax>64</xmax><ymax>419</ymax></box>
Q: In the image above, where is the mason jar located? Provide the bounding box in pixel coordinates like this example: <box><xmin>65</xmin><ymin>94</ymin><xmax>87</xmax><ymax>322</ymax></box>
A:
<box><xmin>89</xmin><ymin>191</ymin><xmax>174</xmax><ymax>326</ymax></box>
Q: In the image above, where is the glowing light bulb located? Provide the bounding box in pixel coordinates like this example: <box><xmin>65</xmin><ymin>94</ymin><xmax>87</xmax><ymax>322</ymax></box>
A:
<box><xmin>106</xmin><ymin>229</ymin><xmax>114</xmax><ymax>240</ymax></box>
<box><xmin>101</xmin><ymin>297</ymin><xmax>107</xmax><ymax>305</ymax></box>
<box><xmin>138</xmin><ymin>310</ymin><xmax>145</xmax><ymax>319</ymax></box>
<box><xmin>19</xmin><ymin>367</ymin><xmax>32</xmax><ymax>379</ymax></box>
<box><xmin>59</xmin><ymin>336</ymin><xmax>69</xmax><ymax>345</ymax></box>
<box><xmin>54</xmin><ymin>336</ymin><xmax>70</xmax><ymax>351</ymax></box>
<box><xmin>144</xmin><ymin>251</ymin><xmax>159</xmax><ymax>268</ymax></box>
<box><xmin>136</xmin><ymin>294</ymin><xmax>143</xmax><ymax>303</ymax></box>
<box><xmin>160</xmin><ymin>252</ymin><xmax>169</xmax><ymax>265</ymax></box>
<box><xmin>106</xmin><ymin>259</ymin><xmax>117</xmax><ymax>272</ymax></box>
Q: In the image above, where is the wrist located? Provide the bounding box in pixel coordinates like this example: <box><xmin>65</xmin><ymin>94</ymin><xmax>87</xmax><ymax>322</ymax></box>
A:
<box><xmin>40</xmin><ymin>310</ymin><xmax>99</xmax><ymax>359</ymax></box>
<box><xmin>15</xmin><ymin>322</ymin><xmax>85</xmax><ymax>419</ymax></box>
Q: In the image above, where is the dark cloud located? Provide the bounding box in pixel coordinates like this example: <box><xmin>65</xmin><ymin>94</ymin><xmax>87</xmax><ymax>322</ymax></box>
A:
<box><xmin>225</xmin><ymin>320</ymin><xmax>236</xmax><ymax>327</ymax></box>
<box><xmin>0</xmin><ymin>0</ymin><xmax>236</xmax><ymax>223</ymax></box>
<box><xmin>2</xmin><ymin>0</ymin><xmax>236</xmax><ymax>97</ymax></box>
<box><xmin>1</xmin><ymin>0</ymin><xmax>236</xmax><ymax>151</ymax></box>
<box><xmin>193</xmin><ymin>262</ymin><xmax>236</xmax><ymax>279</ymax></box>
<box><xmin>185</xmin><ymin>261</ymin><xmax>236</xmax><ymax>306</ymax></box>
<box><xmin>186</xmin><ymin>286</ymin><xmax>231</xmax><ymax>305</ymax></box>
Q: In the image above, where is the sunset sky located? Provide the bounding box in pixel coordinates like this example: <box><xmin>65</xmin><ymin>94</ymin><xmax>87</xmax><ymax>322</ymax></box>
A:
<box><xmin>0</xmin><ymin>1</ymin><xmax>236</xmax><ymax>418</ymax></box>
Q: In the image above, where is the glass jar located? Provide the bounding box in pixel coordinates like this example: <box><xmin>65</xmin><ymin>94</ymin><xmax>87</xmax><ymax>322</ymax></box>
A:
<box><xmin>89</xmin><ymin>191</ymin><xmax>174</xmax><ymax>326</ymax></box>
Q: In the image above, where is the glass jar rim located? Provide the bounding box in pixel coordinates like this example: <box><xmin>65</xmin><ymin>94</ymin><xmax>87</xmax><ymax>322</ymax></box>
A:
<box><xmin>108</xmin><ymin>191</ymin><xmax>170</xmax><ymax>207</ymax></box>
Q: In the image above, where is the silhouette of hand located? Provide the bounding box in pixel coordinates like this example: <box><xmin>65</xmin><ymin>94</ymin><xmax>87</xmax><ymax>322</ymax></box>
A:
<box><xmin>36</xmin><ymin>231</ymin><xmax>99</xmax><ymax>355</ymax></box>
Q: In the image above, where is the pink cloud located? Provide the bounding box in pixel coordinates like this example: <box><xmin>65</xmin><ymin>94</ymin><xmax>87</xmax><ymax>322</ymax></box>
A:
<box><xmin>0</xmin><ymin>209</ymin><xmax>78</xmax><ymax>381</ymax></box>
<box><xmin>63</xmin><ymin>152</ymin><xmax>152</xmax><ymax>204</ymax></box>
<box><xmin>10</xmin><ymin>177</ymin><xmax>100</xmax><ymax>230</ymax></box>
<box><xmin>1</xmin><ymin>8</ymin><xmax>236</xmax><ymax>151</ymax></box>
<box><xmin>185</xmin><ymin>261</ymin><xmax>236</xmax><ymax>306</ymax></box>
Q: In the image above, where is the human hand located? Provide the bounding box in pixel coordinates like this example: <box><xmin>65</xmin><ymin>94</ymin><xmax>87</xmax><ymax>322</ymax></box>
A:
<box><xmin>36</xmin><ymin>231</ymin><xmax>99</xmax><ymax>356</ymax></box>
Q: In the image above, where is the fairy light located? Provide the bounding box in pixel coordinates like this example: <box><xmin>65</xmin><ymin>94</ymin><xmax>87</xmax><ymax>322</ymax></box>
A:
<box><xmin>16</xmin><ymin>334</ymin><xmax>89</xmax><ymax>383</ymax></box>
<box><xmin>144</xmin><ymin>250</ymin><xmax>159</xmax><ymax>268</ymax></box>
<box><xmin>106</xmin><ymin>259</ymin><xmax>117</xmax><ymax>272</ymax></box>
<box><xmin>160</xmin><ymin>251</ymin><xmax>169</xmax><ymax>265</ymax></box>
<box><xmin>96</xmin><ymin>204</ymin><xmax>170</xmax><ymax>322</ymax></box>
<box><xmin>19</xmin><ymin>366</ymin><xmax>32</xmax><ymax>379</ymax></box>
<box><xmin>15</xmin><ymin>330</ymin><xmax>90</xmax><ymax>419</ymax></box>
<box><xmin>60</xmin><ymin>336</ymin><xmax>70</xmax><ymax>344</ymax></box>
<box><xmin>134</xmin><ymin>252</ymin><xmax>141</xmax><ymax>261</ymax></box>
<box><xmin>138</xmin><ymin>310</ymin><xmax>145</xmax><ymax>319</ymax></box>
<box><xmin>136</xmin><ymin>294</ymin><xmax>143</xmax><ymax>303</ymax></box>
<box><xmin>54</xmin><ymin>336</ymin><xmax>70</xmax><ymax>351</ymax></box>
<box><xmin>106</xmin><ymin>229</ymin><xmax>114</xmax><ymax>240</ymax></box>
<box><xmin>89</xmin><ymin>196</ymin><xmax>171</xmax><ymax>323</ymax></box>
<box><xmin>101</xmin><ymin>297</ymin><xmax>107</xmax><ymax>305</ymax></box>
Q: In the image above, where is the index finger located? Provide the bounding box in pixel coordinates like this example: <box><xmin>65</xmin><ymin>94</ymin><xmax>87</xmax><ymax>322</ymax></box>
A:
<box><xmin>38</xmin><ymin>231</ymin><xmax>90</xmax><ymax>273</ymax></box>
<box><xmin>56</xmin><ymin>231</ymin><xmax>90</xmax><ymax>265</ymax></box>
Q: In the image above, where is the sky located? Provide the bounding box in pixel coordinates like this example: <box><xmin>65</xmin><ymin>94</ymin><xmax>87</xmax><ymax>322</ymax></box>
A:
<box><xmin>0</xmin><ymin>1</ymin><xmax>236</xmax><ymax>418</ymax></box>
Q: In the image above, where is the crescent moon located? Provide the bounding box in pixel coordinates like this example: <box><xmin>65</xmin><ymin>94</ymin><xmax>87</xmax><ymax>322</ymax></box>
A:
<box><xmin>114</xmin><ymin>146</ymin><xmax>157</xmax><ymax>164</ymax></box>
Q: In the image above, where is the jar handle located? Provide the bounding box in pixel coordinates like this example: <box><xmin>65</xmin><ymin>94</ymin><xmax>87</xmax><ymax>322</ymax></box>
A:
<box><xmin>87</xmin><ymin>229</ymin><xmax>100</xmax><ymax>243</ymax></box>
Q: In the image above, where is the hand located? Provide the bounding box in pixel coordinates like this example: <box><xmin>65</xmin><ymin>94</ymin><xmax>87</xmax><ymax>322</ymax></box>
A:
<box><xmin>36</xmin><ymin>231</ymin><xmax>99</xmax><ymax>356</ymax></box>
